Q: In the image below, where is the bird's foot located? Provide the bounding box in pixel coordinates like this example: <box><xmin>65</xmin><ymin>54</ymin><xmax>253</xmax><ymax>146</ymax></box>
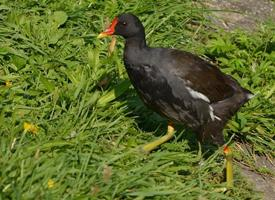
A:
<box><xmin>141</xmin><ymin>122</ymin><xmax>175</xmax><ymax>154</ymax></box>
<box><xmin>224</xmin><ymin>145</ymin><xmax>233</xmax><ymax>188</ymax></box>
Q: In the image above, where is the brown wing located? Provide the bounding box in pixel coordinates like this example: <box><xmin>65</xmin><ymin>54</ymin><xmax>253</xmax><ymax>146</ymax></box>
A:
<box><xmin>169</xmin><ymin>50</ymin><xmax>235</xmax><ymax>103</ymax></box>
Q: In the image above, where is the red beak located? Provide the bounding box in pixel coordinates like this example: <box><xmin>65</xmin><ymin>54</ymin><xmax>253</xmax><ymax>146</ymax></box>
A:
<box><xmin>97</xmin><ymin>17</ymin><xmax>118</xmax><ymax>38</ymax></box>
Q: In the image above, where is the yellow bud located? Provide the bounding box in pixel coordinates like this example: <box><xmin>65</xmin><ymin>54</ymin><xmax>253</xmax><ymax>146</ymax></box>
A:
<box><xmin>5</xmin><ymin>81</ymin><xmax>12</xmax><ymax>87</ymax></box>
<box><xmin>47</xmin><ymin>179</ymin><xmax>55</xmax><ymax>188</ymax></box>
<box><xmin>23</xmin><ymin>122</ymin><xmax>38</xmax><ymax>134</ymax></box>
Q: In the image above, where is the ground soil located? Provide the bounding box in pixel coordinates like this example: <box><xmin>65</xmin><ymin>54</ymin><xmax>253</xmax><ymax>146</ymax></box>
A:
<box><xmin>236</xmin><ymin>143</ymin><xmax>275</xmax><ymax>200</ymax></box>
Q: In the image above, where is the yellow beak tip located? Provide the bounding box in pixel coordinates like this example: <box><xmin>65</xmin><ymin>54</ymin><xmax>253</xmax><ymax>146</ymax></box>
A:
<box><xmin>97</xmin><ymin>33</ymin><xmax>108</xmax><ymax>39</ymax></box>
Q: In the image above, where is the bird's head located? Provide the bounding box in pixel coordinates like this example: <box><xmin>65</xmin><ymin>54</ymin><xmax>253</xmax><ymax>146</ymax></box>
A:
<box><xmin>98</xmin><ymin>13</ymin><xmax>145</xmax><ymax>39</ymax></box>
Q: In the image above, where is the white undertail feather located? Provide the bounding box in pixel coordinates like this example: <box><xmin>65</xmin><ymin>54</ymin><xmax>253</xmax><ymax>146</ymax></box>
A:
<box><xmin>246</xmin><ymin>93</ymin><xmax>255</xmax><ymax>99</ymax></box>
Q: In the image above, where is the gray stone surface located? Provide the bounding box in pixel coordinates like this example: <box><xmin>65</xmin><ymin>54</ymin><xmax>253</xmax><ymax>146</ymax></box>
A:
<box><xmin>204</xmin><ymin>0</ymin><xmax>275</xmax><ymax>30</ymax></box>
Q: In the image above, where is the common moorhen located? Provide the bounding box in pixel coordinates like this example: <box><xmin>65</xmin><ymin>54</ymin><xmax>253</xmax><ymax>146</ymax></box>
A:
<box><xmin>98</xmin><ymin>13</ymin><xmax>253</xmax><ymax>187</ymax></box>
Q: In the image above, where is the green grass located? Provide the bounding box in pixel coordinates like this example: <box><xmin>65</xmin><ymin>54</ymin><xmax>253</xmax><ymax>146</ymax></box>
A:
<box><xmin>0</xmin><ymin>0</ymin><xmax>274</xmax><ymax>199</ymax></box>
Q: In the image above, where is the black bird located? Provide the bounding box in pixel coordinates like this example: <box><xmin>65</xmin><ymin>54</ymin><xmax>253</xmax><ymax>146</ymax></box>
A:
<box><xmin>98</xmin><ymin>14</ymin><xmax>253</xmax><ymax>187</ymax></box>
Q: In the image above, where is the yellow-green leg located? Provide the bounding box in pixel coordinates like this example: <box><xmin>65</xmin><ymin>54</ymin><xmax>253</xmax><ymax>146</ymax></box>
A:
<box><xmin>224</xmin><ymin>145</ymin><xmax>233</xmax><ymax>188</ymax></box>
<box><xmin>142</xmin><ymin>122</ymin><xmax>175</xmax><ymax>153</ymax></box>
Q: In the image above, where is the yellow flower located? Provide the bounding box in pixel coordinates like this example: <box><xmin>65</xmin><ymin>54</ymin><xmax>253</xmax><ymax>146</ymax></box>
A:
<box><xmin>23</xmin><ymin>122</ymin><xmax>38</xmax><ymax>134</ymax></box>
<box><xmin>47</xmin><ymin>179</ymin><xmax>55</xmax><ymax>189</ymax></box>
<box><xmin>5</xmin><ymin>81</ymin><xmax>12</xmax><ymax>87</ymax></box>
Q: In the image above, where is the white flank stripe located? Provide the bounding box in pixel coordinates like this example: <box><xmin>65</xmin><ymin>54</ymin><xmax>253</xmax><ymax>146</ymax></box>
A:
<box><xmin>186</xmin><ymin>86</ymin><xmax>210</xmax><ymax>103</ymax></box>
<box><xmin>209</xmin><ymin>106</ymin><xmax>221</xmax><ymax>121</ymax></box>
<box><xmin>185</xmin><ymin>86</ymin><xmax>220</xmax><ymax>121</ymax></box>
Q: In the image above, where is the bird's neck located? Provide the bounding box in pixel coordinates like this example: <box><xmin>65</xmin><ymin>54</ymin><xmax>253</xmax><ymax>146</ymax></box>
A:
<box><xmin>124</xmin><ymin>36</ymin><xmax>148</xmax><ymax>66</ymax></box>
<box><xmin>125</xmin><ymin>35</ymin><xmax>147</xmax><ymax>50</ymax></box>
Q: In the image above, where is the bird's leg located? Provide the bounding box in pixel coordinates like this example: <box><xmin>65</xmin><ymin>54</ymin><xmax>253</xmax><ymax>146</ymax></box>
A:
<box><xmin>224</xmin><ymin>145</ymin><xmax>233</xmax><ymax>188</ymax></box>
<box><xmin>142</xmin><ymin>122</ymin><xmax>175</xmax><ymax>153</ymax></box>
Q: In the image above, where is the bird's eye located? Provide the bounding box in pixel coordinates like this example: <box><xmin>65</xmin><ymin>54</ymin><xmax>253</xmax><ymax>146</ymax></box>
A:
<box><xmin>122</xmin><ymin>21</ymin><xmax>127</xmax><ymax>26</ymax></box>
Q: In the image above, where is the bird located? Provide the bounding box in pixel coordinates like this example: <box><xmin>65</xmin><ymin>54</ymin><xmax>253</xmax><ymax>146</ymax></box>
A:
<box><xmin>98</xmin><ymin>13</ymin><xmax>253</xmax><ymax>187</ymax></box>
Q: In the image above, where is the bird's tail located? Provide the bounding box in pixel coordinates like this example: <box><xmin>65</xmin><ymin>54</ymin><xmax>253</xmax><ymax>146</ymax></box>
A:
<box><xmin>241</xmin><ymin>88</ymin><xmax>254</xmax><ymax>102</ymax></box>
<box><xmin>198</xmin><ymin>84</ymin><xmax>253</xmax><ymax>146</ymax></box>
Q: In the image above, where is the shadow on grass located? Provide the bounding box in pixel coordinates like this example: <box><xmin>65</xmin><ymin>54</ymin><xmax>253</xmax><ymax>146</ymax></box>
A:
<box><xmin>121</xmin><ymin>92</ymin><xmax>220</xmax><ymax>157</ymax></box>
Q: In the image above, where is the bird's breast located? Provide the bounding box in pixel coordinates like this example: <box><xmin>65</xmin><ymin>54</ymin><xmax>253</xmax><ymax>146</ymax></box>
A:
<box><xmin>125</xmin><ymin>64</ymin><xmax>165</xmax><ymax>97</ymax></box>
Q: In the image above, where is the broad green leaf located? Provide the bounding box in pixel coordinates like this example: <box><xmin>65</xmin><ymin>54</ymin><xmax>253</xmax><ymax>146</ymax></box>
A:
<box><xmin>0</xmin><ymin>46</ymin><xmax>28</xmax><ymax>59</ymax></box>
<box><xmin>88</xmin><ymin>48</ymin><xmax>100</xmax><ymax>71</ymax></box>
<box><xmin>48</xmin><ymin>29</ymin><xmax>66</xmax><ymax>44</ymax></box>
<box><xmin>0</xmin><ymin>74</ymin><xmax>20</xmax><ymax>81</ymax></box>
<box><xmin>84</xmin><ymin>91</ymin><xmax>100</xmax><ymax>107</ymax></box>
<box><xmin>49</xmin><ymin>11</ymin><xmax>68</xmax><ymax>27</ymax></box>
<box><xmin>11</xmin><ymin>55</ymin><xmax>27</xmax><ymax>69</ymax></box>
<box><xmin>39</xmin><ymin>75</ymin><xmax>55</xmax><ymax>92</ymax></box>
<box><xmin>97</xmin><ymin>80</ymin><xmax>131</xmax><ymax>106</ymax></box>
